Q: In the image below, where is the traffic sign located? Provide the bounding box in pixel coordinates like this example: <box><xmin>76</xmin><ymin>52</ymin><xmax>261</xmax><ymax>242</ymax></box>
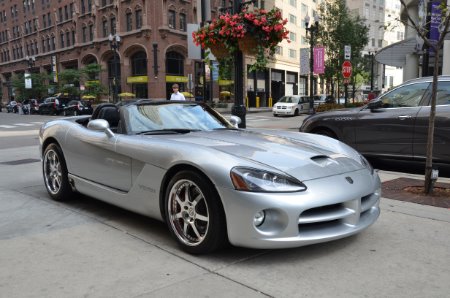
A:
<box><xmin>342</xmin><ymin>60</ymin><xmax>352</xmax><ymax>78</ymax></box>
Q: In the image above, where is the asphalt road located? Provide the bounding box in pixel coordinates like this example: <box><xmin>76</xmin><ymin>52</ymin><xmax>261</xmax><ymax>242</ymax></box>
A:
<box><xmin>1</xmin><ymin>110</ymin><xmax>449</xmax><ymax>298</ymax></box>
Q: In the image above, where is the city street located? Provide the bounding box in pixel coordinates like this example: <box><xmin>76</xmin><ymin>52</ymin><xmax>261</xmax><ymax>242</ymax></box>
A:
<box><xmin>0</xmin><ymin>111</ymin><xmax>449</xmax><ymax>298</ymax></box>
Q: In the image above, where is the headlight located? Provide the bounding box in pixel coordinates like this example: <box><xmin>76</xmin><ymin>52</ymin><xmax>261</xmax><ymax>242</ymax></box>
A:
<box><xmin>360</xmin><ymin>155</ymin><xmax>374</xmax><ymax>175</ymax></box>
<box><xmin>230</xmin><ymin>167</ymin><xmax>307</xmax><ymax>192</ymax></box>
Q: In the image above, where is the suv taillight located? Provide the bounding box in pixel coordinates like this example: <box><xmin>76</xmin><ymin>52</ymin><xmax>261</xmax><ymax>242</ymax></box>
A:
<box><xmin>77</xmin><ymin>103</ymin><xmax>81</xmax><ymax>110</ymax></box>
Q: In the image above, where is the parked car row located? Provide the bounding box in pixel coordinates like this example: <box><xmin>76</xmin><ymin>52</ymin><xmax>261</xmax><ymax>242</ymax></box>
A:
<box><xmin>2</xmin><ymin>97</ymin><xmax>93</xmax><ymax>116</ymax></box>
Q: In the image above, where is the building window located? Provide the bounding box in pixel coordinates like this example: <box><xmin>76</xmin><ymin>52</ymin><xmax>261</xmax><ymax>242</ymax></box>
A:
<box><xmin>168</xmin><ymin>10</ymin><xmax>175</xmax><ymax>29</ymax></box>
<box><xmin>65</xmin><ymin>5</ymin><xmax>69</xmax><ymax>20</ymax></box>
<box><xmin>51</xmin><ymin>36</ymin><xmax>55</xmax><ymax>51</ymax></box>
<box><xmin>60</xmin><ymin>32</ymin><xmax>65</xmax><ymax>48</ymax></box>
<box><xmin>66</xmin><ymin>31</ymin><xmax>70</xmax><ymax>46</ymax></box>
<box><xmin>126</xmin><ymin>12</ymin><xmax>132</xmax><ymax>31</ymax></box>
<box><xmin>89</xmin><ymin>24</ymin><xmax>94</xmax><ymax>41</ymax></box>
<box><xmin>180</xmin><ymin>13</ymin><xmax>186</xmax><ymax>31</ymax></box>
<box><xmin>131</xmin><ymin>51</ymin><xmax>147</xmax><ymax>75</ymax></box>
<box><xmin>289</xmin><ymin>0</ymin><xmax>297</xmax><ymax>8</ymax></box>
<box><xmin>290</xmin><ymin>32</ymin><xmax>296</xmax><ymax>42</ymax></box>
<box><xmin>103</xmin><ymin>20</ymin><xmax>108</xmax><ymax>37</ymax></box>
<box><xmin>42</xmin><ymin>39</ymin><xmax>46</xmax><ymax>52</ymax></box>
<box><xmin>82</xmin><ymin>26</ymin><xmax>87</xmax><ymax>42</ymax></box>
<box><xmin>289</xmin><ymin>49</ymin><xmax>297</xmax><ymax>58</ymax></box>
<box><xmin>289</xmin><ymin>14</ymin><xmax>296</xmax><ymax>25</ymax></box>
<box><xmin>166</xmin><ymin>51</ymin><xmax>184</xmax><ymax>75</ymax></box>
<box><xmin>135</xmin><ymin>9</ymin><xmax>142</xmax><ymax>29</ymax></box>
<box><xmin>275</xmin><ymin>46</ymin><xmax>282</xmax><ymax>55</ymax></box>
<box><xmin>88</xmin><ymin>0</ymin><xmax>92</xmax><ymax>12</ymax></box>
<box><xmin>43</xmin><ymin>14</ymin><xmax>47</xmax><ymax>28</ymax></box>
<box><xmin>81</xmin><ymin>0</ymin><xmax>85</xmax><ymax>14</ymax></box>
<box><xmin>110</xmin><ymin>17</ymin><xmax>116</xmax><ymax>35</ymax></box>
<box><xmin>48</xmin><ymin>13</ymin><xmax>51</xmax><ymax>26</ymax></box>
<box><xmin>58</xmin><ymin>7</ymin><xmax>63</xmax><ymax>22</ymax></box>
<box><xmin>72</xmin><ymin>30</ymin><xmax>76</xmax><ymax>45</ymax></box>
<box><xmin>70</xmin><ymin>3</ymin><xmax>74</xmax><ymax>19</ymax></box>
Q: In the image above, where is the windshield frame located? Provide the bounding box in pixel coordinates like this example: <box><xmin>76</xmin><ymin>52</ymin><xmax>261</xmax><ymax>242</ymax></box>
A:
<box><xmin>121</xmin><ymin>101</ymin><xmax>235</xmax><ymax>135</ymax></box>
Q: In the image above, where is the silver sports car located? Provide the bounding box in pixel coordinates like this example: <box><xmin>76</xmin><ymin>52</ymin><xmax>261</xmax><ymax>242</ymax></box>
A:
<box><xmin>40</xmin><ymin>100</ymin><xmax>381</xmax><ymax>254</ymax></box>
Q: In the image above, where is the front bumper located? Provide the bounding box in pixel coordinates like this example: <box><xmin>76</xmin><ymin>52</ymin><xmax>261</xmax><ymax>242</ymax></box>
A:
<box><xmin>217</xmin><ymin>169</ymin><xmax>380</xmax><ymax>249</ymax></box>
<box><xmin>273</xmin><ymin>108</ymin><xmax>295</xmax><ymax>115</ymax></box>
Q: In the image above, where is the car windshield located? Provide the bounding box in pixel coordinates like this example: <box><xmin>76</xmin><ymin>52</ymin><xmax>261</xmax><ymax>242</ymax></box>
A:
<box><xmin>123</xmin><ymin>102</ymin><xmax>234</xmax><ymax>134</ymax></box>
<box><xmin>278</xmin><ymin>96</ymin><xmax>299</xmax><ymax>104</ymax></box>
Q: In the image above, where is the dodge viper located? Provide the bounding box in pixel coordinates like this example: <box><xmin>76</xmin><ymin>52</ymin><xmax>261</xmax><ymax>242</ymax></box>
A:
<box><xmin>40</xmin><ymin>100</ymin><xmax>380</xmax><ymax>254</ymax></box>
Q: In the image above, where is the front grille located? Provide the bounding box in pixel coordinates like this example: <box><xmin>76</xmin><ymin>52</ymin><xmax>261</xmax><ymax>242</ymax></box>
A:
<box><xmin>298</xmin><ymin>193</ymin><xmax>378</xmax><ymax>234</ymax></box>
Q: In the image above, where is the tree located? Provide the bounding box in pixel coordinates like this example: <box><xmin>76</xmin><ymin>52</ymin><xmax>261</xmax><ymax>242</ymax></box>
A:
<box><xmin>399</xmin><ymin>0</ymin><xmax>450</xmax><ymax>193</ymax></box>
<box><xmin>57</xmin><ymin>69</ymin><xmax>81</xmax><ymax>96</ymax></box>
<box><xmin>80</xmin><ymin>63</ymin><xmax>106</xmax><ymax>101</ymax></box>
<box><xmin>11</xmin><ymin>72</ymin><xmax>51</xmax><ymax>100</ymax></box>
<box><xmin>315</xmin><ymin>0</ymin><xmax>369</xmax><ymax>96</ymax></box>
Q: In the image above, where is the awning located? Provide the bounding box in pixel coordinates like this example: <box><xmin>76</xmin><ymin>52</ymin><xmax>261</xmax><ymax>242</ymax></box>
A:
<box><xmin>375</xmin><ymin>37</ymin><xmax>418</xmax><ymax>67</ymax></box>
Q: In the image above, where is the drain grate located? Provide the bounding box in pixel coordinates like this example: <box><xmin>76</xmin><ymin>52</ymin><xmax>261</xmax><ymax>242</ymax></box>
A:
<box><xmin>0</xmin><ymin>158</ymin><xmax>40</xmax><ymax>165</ymax></box>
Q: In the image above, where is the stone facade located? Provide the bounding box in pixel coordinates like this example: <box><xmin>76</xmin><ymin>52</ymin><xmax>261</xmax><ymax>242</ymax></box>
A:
<box><xmin>0</xmin><ymin>0</ymin><xmax>198</xmax><ymax>103</ymax></box>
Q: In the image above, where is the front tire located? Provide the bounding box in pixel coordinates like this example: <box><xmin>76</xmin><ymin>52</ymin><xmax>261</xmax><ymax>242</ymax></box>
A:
<box><xmin>43</xmin><ymin>143</ymin><xmax>75</xmax><ymax>201</ymax></box>
<box><xmin>165</xmin><ymin>171</ymin><xmax>227</xmax><ymax>254</ymax></box>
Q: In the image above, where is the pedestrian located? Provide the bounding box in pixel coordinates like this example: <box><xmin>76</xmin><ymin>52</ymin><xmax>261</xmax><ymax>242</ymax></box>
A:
<box><xmin>170</xmin><ymin>84</ymin><xmax>186</xmax><ymax>101</ymax></box>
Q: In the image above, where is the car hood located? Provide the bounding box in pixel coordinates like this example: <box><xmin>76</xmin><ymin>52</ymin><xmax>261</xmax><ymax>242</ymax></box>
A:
<box><xmin>274</xmin><ymin>102</ymin><xmax>298</xmax><ymax>107</ymax></box>
<box><xmin>166</xmin><ymin>129</ymin><xmax>365</xmax><ymax>181</ymax></box>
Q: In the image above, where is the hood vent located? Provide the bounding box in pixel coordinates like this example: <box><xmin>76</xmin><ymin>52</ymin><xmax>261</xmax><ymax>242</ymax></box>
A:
<box><xmin>310</xmin><ymin>155</ymin><xmax>339</xmax><ymax>167</ymax></box>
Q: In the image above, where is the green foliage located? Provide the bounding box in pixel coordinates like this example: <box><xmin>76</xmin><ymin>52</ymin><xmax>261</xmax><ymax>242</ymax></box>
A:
<box><xmin>315</xmin><ymin>0</ymin><xmax>369</xmax><ymax>88</ymax></box>
<box><xmin>11</xmin><ymin>72</ymin><xmax>52</xmax><ymax>100</ymax></box>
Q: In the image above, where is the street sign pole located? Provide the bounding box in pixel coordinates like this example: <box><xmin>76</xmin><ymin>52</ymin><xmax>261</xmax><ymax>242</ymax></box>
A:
<box><xmin>342</xmin><ymin>60</ymin><xmax>352</xmax><ymax>106</ymax></box>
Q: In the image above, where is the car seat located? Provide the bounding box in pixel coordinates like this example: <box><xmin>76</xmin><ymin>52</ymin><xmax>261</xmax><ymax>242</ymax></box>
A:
<box><xmin>98</xmin><ymin>106</ymin><xmax>120</xmax><ymax>132</ymax></box>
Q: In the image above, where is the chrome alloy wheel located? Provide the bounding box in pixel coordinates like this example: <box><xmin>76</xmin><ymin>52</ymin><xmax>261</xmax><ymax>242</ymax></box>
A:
<box><xmin>167</xmin><ymin>179</ymin><xmax>210</xmax><ymax>247</ymax></box>
<box><xmin>43</xmin><ymin>148</ymin><xmax>62</xmax><ymax>195</ymax></box>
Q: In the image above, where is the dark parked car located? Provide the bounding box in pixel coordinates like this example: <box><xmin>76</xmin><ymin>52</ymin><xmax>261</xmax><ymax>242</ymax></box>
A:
<box><xmin>300</xmin><ymin>76</ymin><xmax>450</xmax><ymax>168</ymax></box>
<box><xmin>38</xmin><ymin>97</ymin><xmax>71</xmax><ymax>115</ymax></box>
<box><xmin>62</xmin><ymin>100</ymin><xmax>93</xmax><ymax>116</ymax></box>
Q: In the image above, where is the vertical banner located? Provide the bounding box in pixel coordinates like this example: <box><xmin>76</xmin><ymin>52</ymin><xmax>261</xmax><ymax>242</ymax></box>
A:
<box><xmin>429</xmin><ymin>1</ymin><xmax>442</xmax><ymax>54</ymax></box>
<box><xmin>51</xmin><ymin>55</ymin><xmax>58</xmax><ymax>83</ymax></box>
<box><xmin>313</xmin><ymin>46</ymin><xmax>325</xmax><ymax>74</ymax></box>
<box><xmin>300</xmin><ymin>48</ymin><xmax>309</xmax><ymax>75</ymax></box>
<box><xmin>24</xmin><ymin>73</ymin><xmax>32</xmax><ymax>89</ymax></box>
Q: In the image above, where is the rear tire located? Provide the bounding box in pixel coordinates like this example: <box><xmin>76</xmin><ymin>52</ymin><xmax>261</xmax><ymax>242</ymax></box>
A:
<box><xmin>164</xmin><ymin>171</ymin><xmax>227</xmax><ymax>254</ymax></box>
<box><xmin>294</xmin><ymin>109</ymin><xmax>299</xmax><ymax>116</ymax></box>
<box><xmin>42</xmin><ymin>144</ymin><xmax>75</xmax><ymax>201</ymax></box>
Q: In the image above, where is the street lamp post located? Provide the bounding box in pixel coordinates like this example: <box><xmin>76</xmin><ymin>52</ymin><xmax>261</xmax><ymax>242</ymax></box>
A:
<box><xmin>305</xmin><ymin>14</ymin><xmax>319</xmax><ymax>114</ymax></box>
<box><xmin>370</xmin><ymin>51</ymin><xmax>375</xmax><ymax>92</ymax></box>
<box><xmin>108</xmin><ymin>33</ymin><xmax>121</xmax><ymax>103</ymax></box>
<box><xmin>26</xmin><ymin>55</ymin><xmax>36</xmax><ymax>69</ymax></box>
<box><xmin>229</xmin><ymin>0</ymin><xmax>256</xmax><ymax>128</ymax></box>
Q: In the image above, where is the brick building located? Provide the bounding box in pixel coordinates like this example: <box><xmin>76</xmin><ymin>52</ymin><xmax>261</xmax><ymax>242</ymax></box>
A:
<box><xmin>0</xmin><ymin>0</ymin><xmax>199</xmax><ymax>104</ymax></box>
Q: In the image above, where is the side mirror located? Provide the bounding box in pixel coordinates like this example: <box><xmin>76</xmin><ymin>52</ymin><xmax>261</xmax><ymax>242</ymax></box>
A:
<box><xmin>88</xmin><ymin>119</ymin><xmax>115</xmax><ymax>138</ymax></box>
<box><xmin>229</xmin><ymin>115</ymin><xmax>242</xmax><ymax>128</ymax></box>
<box><xmin>367</xmin><ymin>100</ymin><xmax>382</xmax><ymax>111</ymax></box>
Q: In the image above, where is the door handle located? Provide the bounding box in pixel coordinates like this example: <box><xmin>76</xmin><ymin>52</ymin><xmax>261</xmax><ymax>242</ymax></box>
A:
<box><xmin>398</xmin><ymin>115</ymin><xmax>412</xmax><ymax>120</ymax></box>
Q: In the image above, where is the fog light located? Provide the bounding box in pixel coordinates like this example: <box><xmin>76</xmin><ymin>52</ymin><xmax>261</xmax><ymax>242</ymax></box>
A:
<box><xmin>253</xmin><ymin>211</ymin><xmax>265</xmax><ymax>227</ymax></box>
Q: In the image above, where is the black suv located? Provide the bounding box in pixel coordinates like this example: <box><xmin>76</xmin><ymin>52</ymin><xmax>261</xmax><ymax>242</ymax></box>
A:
<box><xmin>38</xmin><ymin>97</ymin><xmax>72</xmax><ymax>115</ymax></box>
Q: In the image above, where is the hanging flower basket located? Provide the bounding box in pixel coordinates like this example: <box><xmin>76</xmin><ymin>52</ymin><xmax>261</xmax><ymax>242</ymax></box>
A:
<box><xmin>238</xmin><ymin>35</ymin><xmax>259</xmax><ymax>55</ymax></box>
<box><xmin>209</xmin><ymin>44</ymin><xmax>229</xmax><ymax>59</ymax></box>
<box><xmin>192</xmin><ymin>7</ymin><xmax>289</xmax><ymax>70</ymax></box>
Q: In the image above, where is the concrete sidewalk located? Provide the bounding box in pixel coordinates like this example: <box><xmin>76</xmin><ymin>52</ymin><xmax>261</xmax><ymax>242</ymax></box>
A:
<box><xmin>0</xmin><ymin>151</ymin><xmax>449</xmax><ymax>298</ymax></box>
<box><xmin>0</xmin><ymin>146</ymin><xmax>449</xmax><ymax>298</ymax></box>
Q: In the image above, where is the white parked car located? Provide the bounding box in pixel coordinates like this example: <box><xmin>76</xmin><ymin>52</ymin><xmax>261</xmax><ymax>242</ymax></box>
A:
<box><xmin>273</xmin><ymin>95</ymin><xmax>310</xmax><ymax>116</ymax></box>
